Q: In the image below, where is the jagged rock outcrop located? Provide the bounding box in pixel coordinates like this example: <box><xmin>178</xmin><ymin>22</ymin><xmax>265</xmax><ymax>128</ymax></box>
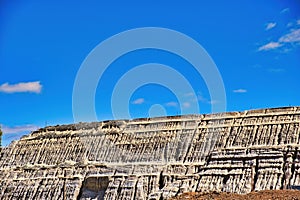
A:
<box><xmin>0</xmin><ymin>107</ymin><xmax>300</xmax><ymax>199</ymax></box>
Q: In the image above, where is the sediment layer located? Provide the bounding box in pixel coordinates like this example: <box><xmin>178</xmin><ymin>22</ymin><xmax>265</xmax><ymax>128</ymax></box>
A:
<box><xmin>0</xmin><ymin>107</ymin><xmax>300</xmax><ymax>199</ymax></box>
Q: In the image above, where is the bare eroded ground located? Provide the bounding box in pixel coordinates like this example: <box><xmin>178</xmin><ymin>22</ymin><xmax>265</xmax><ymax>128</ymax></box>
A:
<box><xmin>170</xmin><ymin>190</ymin><xmax>300</xmax><ymax>200</ymax></box>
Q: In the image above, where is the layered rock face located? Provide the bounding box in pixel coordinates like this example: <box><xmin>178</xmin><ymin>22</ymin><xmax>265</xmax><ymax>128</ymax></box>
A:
<box><xmin>0</xmin><ymin>107</ymin><xmax>300</xmax><ymax>199</ymax></box>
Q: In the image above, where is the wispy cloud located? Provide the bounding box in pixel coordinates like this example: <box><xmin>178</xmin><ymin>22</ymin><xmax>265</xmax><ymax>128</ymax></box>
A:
<box><xmin>1</xmin><ymin>124</ymin><xmax>39</xmax><ymax>134</ymax></box>
<box><xmin>183</xmin><ymin>92</ymin><xmax>194</xmax><ymax>97</ymax></box>
<box><xmin>0</xmin><ymin>81</ymin><xmax>42</xmax><ymax>94</ymax></box>
<box><xmin>265</xmin><ymin>22</ymin><xmax>276</xmax><ymax>30</ymax></box>
<box><xmin>278</xmin><ymin>29</ymin><xmax>300</xmax><ymax>43</ymax></box>
<box><xmin>233</xmin><ymin>89</ymin><xmax>247</xmax><ymax>93</ymax></box>
<box><xmin>208</xmin><ymin>100</ymin><xmax>219</xmax><ymax>105</ymax></box>
<box><xmin>268</xmin><ymin>68</ymin><xmax>285</xmax><ymax>73</ymax></box>
<box><xmin>184</xmin><ymin>92</ymin><xmax>219</xmax><ymax>105</ymax></box>
<box><xmin>165</xmin><ymin>101</ymin><xmax>178</xmax><ymax>107</ymax></box>
<box><xmin>287</xmin><ymin>22</ymin><xmax>294</xmax><ymax>28</ymax></box>
<box><xmin>287</xmin><ymin>19</ymin><xmax>300</xmax><ymax>28</ymax></box>
<box><xmin>131</xmin><ymin>98</ymin><xmax>145</xmax><ymax>105</ymax></box>
<box><xmin>280</xmin><ymin>8</ymin><xmax>289</xmax><ymax>14</ymax></box>
<box><xmin>196</xmin><ymin>94</ymin><xmax>208</xmax><ymax>103</ymax></box>
<box><xmin>183</xmin><ymin>102</ymin><xmax>191</xmax><ymax>108</ymax></box>
<box><xmin>258</xmin><ymin>28</ymin><xmax>300</xmax><ymax>51</ymax></box>
<box><xmin>258</xmin><ymin>42</ymin><xmax>282</xmax><ymax>51</ymax></box>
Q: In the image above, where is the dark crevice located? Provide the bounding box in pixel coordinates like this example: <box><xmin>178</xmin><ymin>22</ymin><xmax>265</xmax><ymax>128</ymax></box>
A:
<box><xmin>223</xmin><ymin>175</ymin><xmax>229</xmax><ymax>185</ymax></box>
<box><xmin>116</xmin><ymin>181</ymin><xmax>122</xmax><ymax>199</ymax></box>
<box><xmin>195</xmin><ymin>178</ymin><xmax>201</xmax><ymax>192</ymax></box>
<box><xmin>183</xmin><ymin>125</ymin><xmax>198</xmax><ymax>163</ymax></box>
<box><xmin>280</xmin><ymin>152</ymin><xmax>288</xmax><ymax>189</ymax></box>
<box><xmin>289</xmin><ymin>149</ymin><xmax>297</xmax><ymax>187</ymax></box>
<box><xmin>174</xmin><ymin>182</ymin><xmax>184</xmax><ymax>197</ymax></box>
<box><xmin>132</xmin><ymin>177</ymin><xmax>139</xmax><ymax>200</ymax></box>
<box><xmin>224</xmin><ymin>126</ymin><xmax>233</xmax><ymax>147</ymax></box>
<box><xmin>232</xmin><ymin>119</ymin><xmax>243</xmax><ymax>146</ymax></box>
<box><xmin>252</xmin><ymin>125</ymin><xmax>260</xmax><ymax>146</ymax></box>
<box><xmin>158</xmin><ymin>171</ymin><xmax>164</xmax><ymax>190</ymax></box>
<box><xmin>159</xmin><ymin>193</ymin><xmax>163</xmax><ymax>200</ymax></box>
<box><xmin>277</xmin><ymin>125</ymin><xmax>282</xmax><ymax>145</ymax></box>
<box><xmin>205</xmin><ymin>153</ymin><xmax>212</xmax><ymax>166</ymax></box>
<box><xmin>286</xmin><ymin>124</ymin><xmax>291</xmax><ymax>144</ymax></box>
<box><xmin>76</xmin><ymin>179</ymin><xmax>85</xmax><ymax>200</ymax></box>
<box><xmin>253</xmin><ymin>158</ymin><xmax>259</xmax><ymax>190</ymax></box>
<box><xmin>164</xmin><ymin>144</ymin><xmax>168</xmax><ymax>163</ymax></box>
<box><xmin>147</xmin><ymin>176</ymin><xmax>151</xmax><ymax>196</ymax></box>
<box><xmin>63</xmin><ymin>178</ymin><xmax>67</xmax><ymax>200</ymax></box>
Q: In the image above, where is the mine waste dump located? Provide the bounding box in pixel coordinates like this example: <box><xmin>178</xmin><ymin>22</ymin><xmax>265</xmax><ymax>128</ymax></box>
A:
<box><xmin>0</xmin><ymin>106</ymin><xmax>300</xmax><ymax>199</ymax></box>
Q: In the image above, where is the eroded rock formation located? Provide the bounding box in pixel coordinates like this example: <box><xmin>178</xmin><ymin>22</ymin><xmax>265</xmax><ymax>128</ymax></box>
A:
<box><xmin>0</xmin><ymin>107</ymin><xmax>300</xmax><ymax>199</ymax></box>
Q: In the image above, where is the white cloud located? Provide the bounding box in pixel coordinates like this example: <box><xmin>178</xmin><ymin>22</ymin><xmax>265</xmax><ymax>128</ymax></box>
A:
<box><xmin>165</xmin><ymin>101</ymin><xmax>178</xmax><ymax>107</ymax></box>
<box><xmin>197</xmin><ymin>94</ymin><xmax>208</xmax><ymax>102</ymax></box>
<box><xmin>280</xmin><ymin>8</ymin><xmax>289</xmax><ymax>14</ymax></box>
<box><xmin>1</xmin><ymin>124</ymin><xmax>39</xmax><ymax>134</ymax></box>
<box><xmin>258</xmin><ymin>28</ymin><xmax>300</xmax><ymax>51</ymax></box>
<box><xmin>287</xmin><ymin>19</ymin><xmax>300</xmax><ymax>28</ymax></box>
<box><xmin>0</xmin><ymin>81</ymin><xmax>42</xmax><ymax>94</ymax></box>
<box><xmin>131</xmin><ymin>98</ymin><xmax>145</xmax><ymax>105</ymax></box>
<box><xmin>258</xmin><ymin>42</ymin><xmax>282</xmax><ymax>51</ymax></box>
<box><xmin>184</xmin><ymin>92</ymin><xmax>194</xmax><ymax>97</ymax></box>
<box><xmin>183</xmin><ymin>102</ymin><xmax>191</xmax><ymax>108</ymax></box>
<box><xmin>180</xmin><ymin>92</ymin><xmax>220</xmax><ymax>108</ymax></box>
<box><xmin>209</xmin><ymin>100</ymin><xmax>219</xmax><ymax>105</ymax></box>
<box><xmin>265</xmin><ymin>22</ymin><xmax>276</xmax><ymax>30</ymax></box>
<box><xmin>183</xmin><ymin>92</ymin><xmax>201</xmax><ymax>103</ymax></box>
<box><xmin>233</xmin><ymin>89</ymin><xmax>247</xmax><ymax>93</ymax></box>
<box><xmin>279</xmin><ymin>29</ymin><xmax>300</xmax><ymax>43</ymax></box>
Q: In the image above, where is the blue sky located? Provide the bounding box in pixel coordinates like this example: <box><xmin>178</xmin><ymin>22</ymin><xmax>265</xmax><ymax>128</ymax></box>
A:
<box><xmin>0</xmin><ymin>0</ymin><xmax>300</xmax><ymax>146</ymax></box>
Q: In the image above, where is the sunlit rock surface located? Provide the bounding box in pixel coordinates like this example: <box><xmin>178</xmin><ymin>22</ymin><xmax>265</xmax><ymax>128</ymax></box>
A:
<box><xmin>0</xmin><ymin>107</ymin><xmax>300</xmax><ymax>199</ymax></box>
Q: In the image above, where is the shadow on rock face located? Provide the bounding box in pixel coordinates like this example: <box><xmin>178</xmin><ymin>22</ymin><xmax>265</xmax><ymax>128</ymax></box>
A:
<box><xmin>79</xmin><ymin>176</ymin><xmax>109</xmax><ymax>200</ymax></box>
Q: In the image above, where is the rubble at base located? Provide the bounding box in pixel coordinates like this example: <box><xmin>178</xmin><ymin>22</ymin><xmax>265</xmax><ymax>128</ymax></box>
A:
<box><xmin>170</xmin><ymin>190</ymin><xmax>300</xmax><ymax>200</ymax></box>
